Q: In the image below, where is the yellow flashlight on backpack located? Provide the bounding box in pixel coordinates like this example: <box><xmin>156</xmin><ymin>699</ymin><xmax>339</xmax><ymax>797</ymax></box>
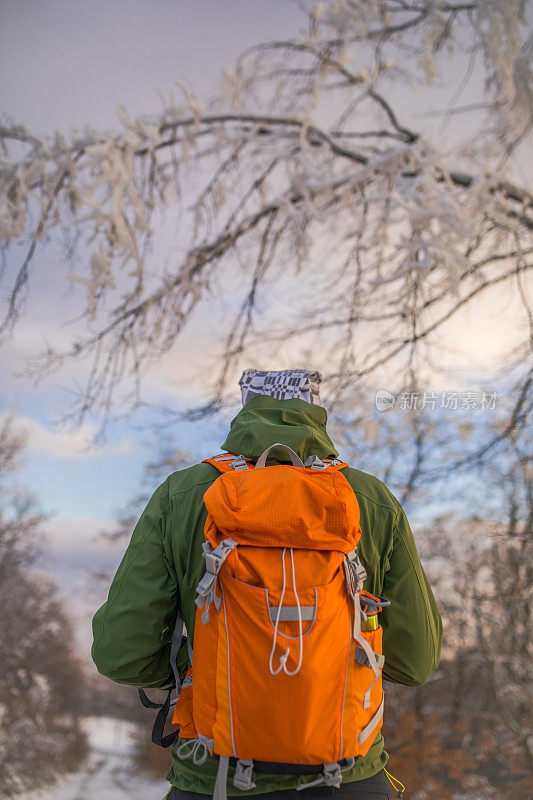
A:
<box><xmin>362</xmin><ymin>612</ymin><xmax>379</xmax><ymax>631</ymax></box>
<box><xmin>360</xmin><ymin>591</ymin><xmax>390</xmax><ymax>631</ymax></box>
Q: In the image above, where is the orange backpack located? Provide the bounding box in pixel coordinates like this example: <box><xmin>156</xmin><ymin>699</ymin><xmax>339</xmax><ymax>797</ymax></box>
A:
<box><xmin>171</xmin><ymin>444</ymin><xmax>388</xmax><ymax>798</ymax></box>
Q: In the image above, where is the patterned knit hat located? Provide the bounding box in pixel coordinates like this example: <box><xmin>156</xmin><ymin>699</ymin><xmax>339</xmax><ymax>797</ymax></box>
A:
<box><xmin>239</xmin><ymin>369</ymin><xmax>322</xmax><ymax>406</ymax></box>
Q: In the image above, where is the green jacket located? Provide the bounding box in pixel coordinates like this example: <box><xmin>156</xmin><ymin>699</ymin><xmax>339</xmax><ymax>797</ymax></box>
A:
<box><xmin>92</xmin><ymin>396</ymin><xmax>442</xmax><ymax>793</ymax></box>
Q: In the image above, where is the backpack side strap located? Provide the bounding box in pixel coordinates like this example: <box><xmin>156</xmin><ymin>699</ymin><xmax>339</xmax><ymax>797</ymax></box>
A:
<box><xmin>138</xmin><ymin>612</ymin><xmax>188</xmax><ymax>748</ymax></box>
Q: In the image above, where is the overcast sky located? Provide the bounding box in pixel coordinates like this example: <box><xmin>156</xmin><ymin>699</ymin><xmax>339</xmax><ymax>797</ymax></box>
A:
<box><xmin>0</xmin><ymin>0</ymin><xmax>303</xmax><ymax>132</ymax></box>
<box><xmin>0</xmin><ymin>0</ymin><xmax>307</xmax><ymax>513</ymax></box>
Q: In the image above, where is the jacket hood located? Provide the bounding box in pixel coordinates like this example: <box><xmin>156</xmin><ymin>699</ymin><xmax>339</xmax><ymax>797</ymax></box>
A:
<box><xmin>221</xmin><ymin>395</ymin><xmax>339</xmax><ymax>462</ymax></box>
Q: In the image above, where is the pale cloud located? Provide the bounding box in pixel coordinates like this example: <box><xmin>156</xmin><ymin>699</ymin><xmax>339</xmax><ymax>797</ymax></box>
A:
<box><xmin>41</xmin><ymin>514</ymin><xmax>120</xmax><ymax>557</ymax></box>
<box><xmin>37</xmin><ymin>515</ymin><xmax>126</xmax><ymax>656</ymax></box>
<box><xmin>0</xmin><ymin>409</ymin><xmax>137</xmax><ymax>460</ymax></box>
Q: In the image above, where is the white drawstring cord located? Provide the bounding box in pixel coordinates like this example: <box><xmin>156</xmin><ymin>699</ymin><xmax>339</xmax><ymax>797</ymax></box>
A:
<box><xmin>176</xmin><ymin>735</ymin><xmax>211</xmax><ymax>765</ymax></box>
<box><xmin>283</xmin><ymin>548</ymin><xmax>303</xmax><ymax>675</ymax></box>
<box><xmin>269</xmin><ymin>548</ymin><xmax>289</xmax><ymax>675</ymax></box>
<box><xmin>268</xmin><ymin>548</ymin><xmax>304</xmax><ymax>676</ymax></box>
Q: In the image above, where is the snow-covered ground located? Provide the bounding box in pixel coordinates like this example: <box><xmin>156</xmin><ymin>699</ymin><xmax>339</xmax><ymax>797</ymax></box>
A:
<box><xmin>25</xmin><ymin>717</ymin><xmax>170</xmax><ymax>800</ymax></box>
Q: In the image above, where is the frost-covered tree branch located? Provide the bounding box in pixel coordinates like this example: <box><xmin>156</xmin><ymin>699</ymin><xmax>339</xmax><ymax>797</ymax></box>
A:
<box><xmin>0</xmin><ymin>0</ymin><xmax>531</xmax><ymax>447</ymax></box>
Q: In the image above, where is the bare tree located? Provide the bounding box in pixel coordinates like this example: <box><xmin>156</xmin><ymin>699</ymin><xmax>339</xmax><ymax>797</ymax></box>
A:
<box><xmin>1</xmin><ymin>1</ymin><xmax>531</xmax><ymax>439</ymax></box>
<box><xmin>0</xmin><ymin>412</ymin><xmax>88</xmax><ymax>797</ymax></box>
<box><xmin>383</xmin><ymin>435</ymin><xmax>532</xmax><ymax>800</ymax></box>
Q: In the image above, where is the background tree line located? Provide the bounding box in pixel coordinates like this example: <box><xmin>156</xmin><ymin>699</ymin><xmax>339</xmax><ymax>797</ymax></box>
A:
<box><xmin>0</xmin><ymin>413</ymin><xmax>87</xmax><ymax>797</ymax></box>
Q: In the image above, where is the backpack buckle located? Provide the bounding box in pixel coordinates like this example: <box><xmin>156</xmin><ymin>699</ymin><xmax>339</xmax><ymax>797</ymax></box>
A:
<box><xmin>204</xmin><ymin>549</ymin><xmax>224</xmax><ymax>574</ymax></box>
<box><xmin>304</xmin><ymin>455</ymin><xmax>327</xmax><ymax>470</ymax></box>
<box><xmin>234</xmin><ymin>759</ymin><xmax>256</xmax><ymax>791</ymax></box>
<box><xmin>323</xmin><ymin>762</ymin><xmax>343</xmax><ymax>788</ymax></box>
<box><xmin>203</xmin><ymin>539</ymin><xmax>238</xmax><ymax>575</ymax></box>
<box><xmin>343</xmin><ymin>551</ymin><xmax>367</xmax><ymax>600</ymax></box>
<box><xmin>296</xmin><ymin>762</ymin><xmax>345</xmax><ymax>792</ymax></box>
<box><xmin>231</xmin><ymin>454</ymin><xmax>249</xmax><ymax>471</ymax></box>
<box><xmin>195</xmin><ymin>539</ymin><xmax>238</xmax><ymax>621</ymax></box>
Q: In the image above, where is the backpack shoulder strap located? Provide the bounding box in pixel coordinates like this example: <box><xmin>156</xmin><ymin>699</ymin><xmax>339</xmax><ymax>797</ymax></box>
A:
<box><xmin>202</xmin><ymin>453</ymin><xmax>255</xmax><ymax>473</ymax></box>
<box><xmin>203</xmin><ymin>452</ymin><xmax>348</xmax><ymax>473</ymax></box>
<box><xmin>303</xmin><ymin>455</ymin><xmax>349</xmax><ymax>472</ymax></box>
<box><xmin>324</xmin><ymin>457</ymin><xmax>349</xmax><ymax>471</ymax></box>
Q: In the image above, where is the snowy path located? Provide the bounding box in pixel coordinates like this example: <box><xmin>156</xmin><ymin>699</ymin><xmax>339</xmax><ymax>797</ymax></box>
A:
<box><xmin>25</xmin><ymin>718</ymin><xmax>169</xmax><ymax>800</ymax></box>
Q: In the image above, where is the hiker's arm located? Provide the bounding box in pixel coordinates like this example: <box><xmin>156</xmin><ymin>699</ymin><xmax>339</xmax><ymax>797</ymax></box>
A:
<box><xmin>91</xmin><ymin>477</ymin><xmax>178</xmax><ymax>689</ymax></box>
<box><xmin>380</xmin><ymin>504</ymin><xmax>442</xmax><ymax>686</ymax></box>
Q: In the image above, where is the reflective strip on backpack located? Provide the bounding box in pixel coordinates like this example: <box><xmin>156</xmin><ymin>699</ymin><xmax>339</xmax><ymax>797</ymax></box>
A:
<box><xmin>268</xmin><ymin>605</ymin><xmax>315</xmax><ymax>623</ymax></box>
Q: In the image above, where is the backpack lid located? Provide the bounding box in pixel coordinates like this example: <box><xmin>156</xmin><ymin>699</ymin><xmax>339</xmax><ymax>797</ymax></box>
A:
<box><xmin>203</xmin><ymin>462</ymin><xmax>361</xmax><ymax>553</ymax></box>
